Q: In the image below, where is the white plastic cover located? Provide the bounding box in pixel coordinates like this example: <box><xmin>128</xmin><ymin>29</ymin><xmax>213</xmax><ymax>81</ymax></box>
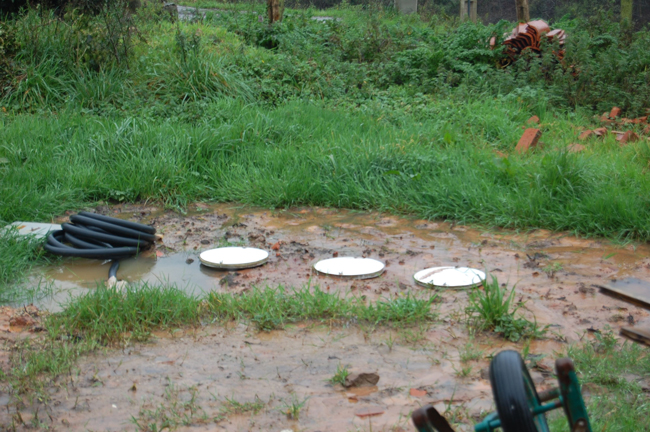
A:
<box><xmin>413</xmin><ymin>267</ymin><xmax>486</xmax><ymax>289</ymax></box>
<box><xmin>313</xmin><ymin>257</ymin><xmax>385</xmax><ymax>279</ymax></box>
<box><xmin>199</xmin><ymin>247</ymin><xmax>269</xmax><ymax>270</ymax></box>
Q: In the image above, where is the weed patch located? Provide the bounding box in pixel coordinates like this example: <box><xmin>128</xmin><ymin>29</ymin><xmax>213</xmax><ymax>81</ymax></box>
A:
<box><xmin>51</xmin><ymin>283</ymin><xmax>202</xmax><ymax>343</ymax></box>
<box><xmin>465</xmin><ymin>276</ymin><xmax>548</xmax><ymax>341</ymax></box>
<box><xmin>328</xmin><ymin>363</ymin><xmax>349</xmax><ymax>386</ymax></box>
<box><xmin>205</xmin><ymin>285</ymin><xmax>437</xmax><ymax>330</ymax></box>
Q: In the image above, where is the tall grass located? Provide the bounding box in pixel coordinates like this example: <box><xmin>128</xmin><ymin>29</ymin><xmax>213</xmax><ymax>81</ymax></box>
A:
<box><xmin>2</xmin><ymin>98</ymin><xmax>650</xmax><ymax>240</ymax></box>
<box><xmin>0</xmin><ymin>227</ymin><xmax>50</xmax><ymax>303</ymax></box>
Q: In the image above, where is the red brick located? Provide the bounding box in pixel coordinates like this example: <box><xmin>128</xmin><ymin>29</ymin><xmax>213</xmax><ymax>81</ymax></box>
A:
<box><xmin>644</xmin><ymin>125</ymin><xmax>650</xmax><ymax>136</ymax></box>
<box><xmin>526</xmin><ymin>115</ymin><xmax>540</xmax><ymax>125</ymax></box>
<box><xmin>409</xmin><ymin>388</ymin><xmax>427</xmax><ymax>397</ymax></box>
<box><xmin>567</xmin><ymin>143</ymin><xmax>586</xmax><ymax>153</ymax></box>
<box><xmin>609</xmin><ymin>107</ymin><xmax>622</xmax><ymax>118</ymax></box>
<box><xmin>617</xmin><ymin>130</ymin><xmax>640</xmax><ymax>145</ymax></box>
<box><xmin>516</xmin><ymin>128</ymin><xmax>542</xmax><ymax>154</ymax></box>
<box><xmin>578</xmin><ymin>130</ymin><xmax>594</xmax><ymax>140</ymax></box>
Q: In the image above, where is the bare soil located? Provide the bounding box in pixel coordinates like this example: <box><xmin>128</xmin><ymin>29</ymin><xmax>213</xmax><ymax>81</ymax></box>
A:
<box><xmin>4</xmin><ymin>203</ymin><xmax>650</xmax><ymax>431</ymax></box>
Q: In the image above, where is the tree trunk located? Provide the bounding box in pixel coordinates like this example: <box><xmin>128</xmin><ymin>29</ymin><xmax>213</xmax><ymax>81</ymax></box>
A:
<box><xmin>515</xmin><ymin>0</ymin><xmax>530</xmax><ymax>22</ymax></box>
<box><xmin>268</xmin><ymin>0</ymin><xmax>282</xmax><ymax>24</ymax></box>
<box><xmin>469</xmin><ymin>0</ymin><xmax>477</xmax><ymax>23</ymax></box>
<box><xmin>621</xmin><ymin>0</ymin><xmax>634</xmax><ymax>23</ymax></box>
<box><xmin>460</xmin><ymin>0</ymin><xmax>468</xmax><ymax>21</ymax></box>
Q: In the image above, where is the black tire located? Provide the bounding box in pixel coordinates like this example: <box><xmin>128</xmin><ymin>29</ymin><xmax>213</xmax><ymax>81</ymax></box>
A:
<box><xmin>489</xmin><ymin>350</ymin><xmax>549</xmax><ymax>432</ymax></box>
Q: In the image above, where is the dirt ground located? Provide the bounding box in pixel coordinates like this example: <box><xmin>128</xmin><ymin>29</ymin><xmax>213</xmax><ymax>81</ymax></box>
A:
<box><xmin>3</xmin><ymin>203</ymin><xmax>650</xmax><ymax>431</ymax></box>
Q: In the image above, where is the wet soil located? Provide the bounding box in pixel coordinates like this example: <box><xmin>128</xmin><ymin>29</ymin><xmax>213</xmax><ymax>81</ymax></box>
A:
<box><xmin>6</xmin><ymin>203</ymin><xmax>650</xmax><ymax>431</ymax></box>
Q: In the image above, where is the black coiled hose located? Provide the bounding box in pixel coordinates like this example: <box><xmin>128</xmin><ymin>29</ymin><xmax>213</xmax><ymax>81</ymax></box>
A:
<box><xmin>44</xmin><ymin>212</ymin><xmax>157</xmax><ymax>280</ymax></box>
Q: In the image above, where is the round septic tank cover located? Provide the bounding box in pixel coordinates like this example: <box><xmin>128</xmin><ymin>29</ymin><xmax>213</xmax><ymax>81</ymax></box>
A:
<box><xmin>199</xmin><ymin>247</ymin><xmax>269</xmax><ymax>270</ymax></box>
<box><xmin>313</xmin><ymin>257</ymin><xmax>385</xmax><ymax>280</ymax></box>
<box><xmin>414</xmin><ymin>267</ymin><xmax>486</xmax><ymax>289</ymax></box>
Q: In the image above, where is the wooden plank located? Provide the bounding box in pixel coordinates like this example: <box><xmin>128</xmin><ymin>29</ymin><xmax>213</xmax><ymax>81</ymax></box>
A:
<box><xmin>595</xmin><ymin>278</ymin><xmax>650</xmax><ymax>310</ymax></box>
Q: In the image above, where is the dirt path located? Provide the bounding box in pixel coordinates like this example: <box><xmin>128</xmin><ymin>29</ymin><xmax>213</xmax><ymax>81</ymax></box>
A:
<box><xmin>5</xmin><ymin>203</ymin><xmax>650</xmax><ymax>431</ymax></box>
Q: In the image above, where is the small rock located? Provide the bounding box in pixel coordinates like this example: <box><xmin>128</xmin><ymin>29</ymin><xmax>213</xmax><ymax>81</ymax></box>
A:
<box><xmin>271</xmin><ymin>242</ymin><xmax>281</xmax><ymax>251</ymax></box>
<box><xmin>185</xmin><ymin>258</ymin><xmax>194</xmax><ymax>264</ymax></box>
<box><xmin>200</xmin><ymin>239</ymin><xmax>210</xmax><ymax>245</ymax></box>
<box><xmin>526</xmin><ymin>115</ymin><xmax>540</xmax><ymax>125</ymax></box>
<box><xmin>332</xmin><ymin>251</ymin><xmax>338</xmax><ymax>257</ymax></box>
<box><xmin>344</xmin><ymin>372</ymin><xmax>380</xmax><ymax>388</ymax></box>
<box><xmin>480</xmin><ymin>367</ymin><xmax>490</xmax><ymax>380</ymax></box>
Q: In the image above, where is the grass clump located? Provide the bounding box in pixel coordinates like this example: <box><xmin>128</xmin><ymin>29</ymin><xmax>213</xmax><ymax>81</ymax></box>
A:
<box><xmin>328</xmin><ymin>363</ymin><xmax>349</xmax><ymax>386</ymax></box>
<box><xmin>132</xmin><ymin>381</ymin><xmax>209</xmax><ymax>431</ymax></box>
<box><xmin>205</xmin><ymin>285</ymin><xmax>437</xmax><ymax>330</ymax></box>
<box><xmin>51</xmin><ymin>283</ymin><xmax>202</xmax><ymax>343</ymax></box>
<box><xmin>465</xmin><ymin>276</ymin><xmax>547</xmax><ymax>342</ymax></box>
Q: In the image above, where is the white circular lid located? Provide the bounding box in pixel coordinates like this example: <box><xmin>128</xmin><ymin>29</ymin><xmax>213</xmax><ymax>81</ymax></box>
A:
<box><xmin>199</xmin><ymin>247</ymin><xmax>269</xmax><ymax>270</ymax></box>
<box><xmin>313</xmin><ymin>257</ymin><xmax>385</xmax><ymax>279</ymax></box>
<box><xmin>414</xmin><ymin>267</ymin><xmax>486</xmax><ymax>289</ymax></box>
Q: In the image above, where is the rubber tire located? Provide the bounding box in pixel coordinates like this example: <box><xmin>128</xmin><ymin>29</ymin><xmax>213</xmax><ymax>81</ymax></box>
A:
<box><xmin>489</xmin><ymin>350</ymin><xmax>548</xmax><ymax>432</ymax></box>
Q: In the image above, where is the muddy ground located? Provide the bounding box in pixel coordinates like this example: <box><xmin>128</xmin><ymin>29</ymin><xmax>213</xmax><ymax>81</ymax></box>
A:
<box><xmin>3</xmin><ymin>203</ymin><xmax>650</xmax><ymax>431</ymax></box>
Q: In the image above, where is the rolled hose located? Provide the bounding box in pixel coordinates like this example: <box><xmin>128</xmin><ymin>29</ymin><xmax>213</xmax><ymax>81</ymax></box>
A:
<box><xmin>44</xmin><ymin>212</ymin><xmax>156</xmax><ymax>281</ymax></box>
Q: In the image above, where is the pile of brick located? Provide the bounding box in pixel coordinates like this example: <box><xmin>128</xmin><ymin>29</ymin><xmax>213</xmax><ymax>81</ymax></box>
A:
<box><xmin>578</xmin><ymin>107</ymin><xmax>650</xmax><ymax>146</ymax></box>
<box><xmin>490</xmin><ymin>20</ymin><xmax>566</xmax><ymax>64</ymax></box>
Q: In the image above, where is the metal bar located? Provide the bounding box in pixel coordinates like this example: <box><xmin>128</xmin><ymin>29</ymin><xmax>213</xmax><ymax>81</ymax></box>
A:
<box><xmin>538</xmin><ymin>387</ymin><xmax>560</xmax><ymax>403</ymax></box>
<box><xmin>532</xmin><ymin>399</ymin><xmax>564</xmax><ymax>415</ymax></box>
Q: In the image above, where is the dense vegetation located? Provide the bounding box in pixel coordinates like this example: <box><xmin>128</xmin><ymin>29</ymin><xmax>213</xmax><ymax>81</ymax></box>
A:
<box><xmin>1</xmin><ymin>1</ymin><xmax>650</xmax><ymax>244</ymax></box>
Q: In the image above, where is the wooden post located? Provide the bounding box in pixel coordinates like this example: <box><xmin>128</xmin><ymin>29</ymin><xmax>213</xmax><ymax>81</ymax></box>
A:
<box><xmin>268</xmin><ymin>0</ymin><xmax>282</xmax><ymax>24</ymax></box>
<box><xmin>460</xmin><ymin>0</ymin><xmax>468</xmax><ymax>21</ymax></box>
<box><xmin>515</xmin><ymin>0</ymin><xmax>530</xmax><ymax>22</ymax></box>
<box><xmin>621</xmin><ymin>0</ymin><xmax>633</xmax><ymax>23</ymax></box>
<box><xmin>470</xmin><ymin>0</ymin><xmax>477</xmax><ymax>23</ymax></box>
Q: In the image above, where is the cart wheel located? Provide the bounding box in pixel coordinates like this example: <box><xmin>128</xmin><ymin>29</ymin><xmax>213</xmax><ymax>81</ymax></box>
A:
<box><xmin>489</xmin><ymin>350</ymin><xmax>550</xmax><ymax>432</ymax></box>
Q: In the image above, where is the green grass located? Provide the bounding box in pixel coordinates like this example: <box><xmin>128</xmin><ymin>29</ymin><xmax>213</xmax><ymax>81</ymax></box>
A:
<box><xmin>0</xmin><ymin>227</ymin><xmax>51</xmax><ymax>303</ymax></box>
<box><xmin>206</xmin><ymin>285</ymin><xmax>437</xmax><ymax>330</ymax></box>
<box><xmin>2</xmin><ymin>99</ymin><xmax>650</xmax><ymax>243</ymax></box>
<box><xmin>466</xmin><ymin>276</ymin><xmax>548</xmax><ymax>341</ymax></box>
<box><xmin>51</xmin><ymin>283</ymin><xmax>202</xmax><ymax>343</ymax></box>
<box><xmin>1</xmin><ymin>6</ymin><xmax>649</xmax><ymax>254</ymax></box>
<box><xmin>328</xmin><ymin>363</ymin><xmax>349</xmax><ymax>386</ymax></box>
<box><xmin>547</xmin><ymin>330</ymin><xmax>650</xmax><ymax>432</ymax></box>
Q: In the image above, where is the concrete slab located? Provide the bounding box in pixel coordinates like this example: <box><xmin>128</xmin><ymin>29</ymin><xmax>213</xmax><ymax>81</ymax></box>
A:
<box><xmin>5</xmin><ymin>222</ymin><xmax>61</xmax><ymax>239</ymax></box>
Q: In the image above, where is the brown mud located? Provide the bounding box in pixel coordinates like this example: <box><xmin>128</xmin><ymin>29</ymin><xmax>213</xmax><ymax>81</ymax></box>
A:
<box><xmin>5</xmin><ymin>203</ymin><xmax>650</xmax><ymax>431</ymax></box>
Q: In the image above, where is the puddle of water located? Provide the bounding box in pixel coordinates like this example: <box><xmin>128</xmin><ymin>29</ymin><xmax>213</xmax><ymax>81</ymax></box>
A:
<box><xmin>31</xmin><ymin>253</ymin><xmax>236</xmax><ymax>311</ymax></box>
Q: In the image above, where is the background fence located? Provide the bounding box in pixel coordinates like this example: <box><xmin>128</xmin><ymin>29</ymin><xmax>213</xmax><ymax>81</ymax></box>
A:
<box><xmin>3</xmin><ymin>0</ymin><xmax>650</xmax><ymax>28</ymax></box>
